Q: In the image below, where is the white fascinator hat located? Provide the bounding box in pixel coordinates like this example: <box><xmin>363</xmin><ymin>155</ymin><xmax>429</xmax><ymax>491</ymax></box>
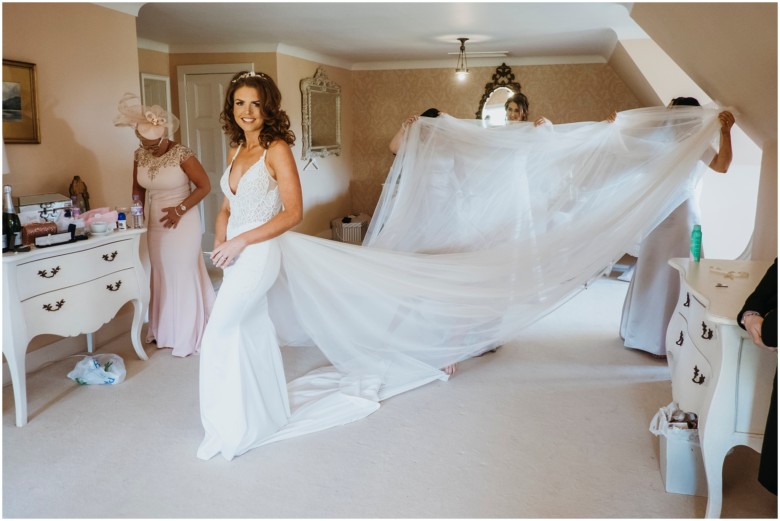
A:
<box><xmin>113</xmin><ymin>93</ymin><xmax>180</xmax><ymax>140</ymax></box>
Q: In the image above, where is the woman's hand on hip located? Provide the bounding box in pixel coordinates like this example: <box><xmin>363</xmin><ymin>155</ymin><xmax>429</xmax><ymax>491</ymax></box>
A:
<box><xmin>159</xmin><ymin>206</ymin><xmax>182</xmax><ymax>229</ymax></box>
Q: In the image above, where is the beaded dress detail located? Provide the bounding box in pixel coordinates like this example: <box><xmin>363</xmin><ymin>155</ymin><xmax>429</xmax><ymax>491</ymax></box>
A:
<box><xmin>135</xmin><ymin>144</ymin><xmax>194</xmax><ymax>181</ymax></box>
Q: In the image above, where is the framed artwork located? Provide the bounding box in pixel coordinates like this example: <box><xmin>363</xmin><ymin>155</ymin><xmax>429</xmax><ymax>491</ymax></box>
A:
<box><xmin>3</xmin><ymin>59</ymin><xmax>40</xmax><ymax>144</ymax></box>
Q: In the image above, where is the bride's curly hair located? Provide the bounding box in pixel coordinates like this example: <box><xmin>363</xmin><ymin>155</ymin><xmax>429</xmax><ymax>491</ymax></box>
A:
<box><xmin>221</xmin><ymin>71</ymin><xmax>296</xmax><ymax>149</ymax></box>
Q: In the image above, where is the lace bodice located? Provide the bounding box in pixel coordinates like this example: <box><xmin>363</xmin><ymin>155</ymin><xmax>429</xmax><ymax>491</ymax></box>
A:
<box><xmin>221</xmin><ymin>146</ymin><xmax>281</xmax><ymax>233</ymax></box>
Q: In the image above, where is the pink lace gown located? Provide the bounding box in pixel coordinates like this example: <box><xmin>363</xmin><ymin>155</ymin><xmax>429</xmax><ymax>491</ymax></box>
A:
<box><xmin>135</xmin><ymin>144</ymin><xmax>215</xmax><ymax>356</ymax></box>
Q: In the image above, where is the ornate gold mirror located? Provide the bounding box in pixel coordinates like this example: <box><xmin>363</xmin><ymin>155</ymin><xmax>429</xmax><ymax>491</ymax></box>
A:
<box><xmin>476</xmin><ymin>63</ymin><xmax>528</xmax><ymax>124</ymax></box>
<box><xmin>300</xmin><ymin>67</ymin><xmax>341</xmax><ymax>161</ymax></box>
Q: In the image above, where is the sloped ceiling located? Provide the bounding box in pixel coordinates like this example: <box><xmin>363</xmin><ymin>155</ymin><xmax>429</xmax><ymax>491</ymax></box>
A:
<box><xmin>631</xmin><ymin>2</ymin><xmax>777</xmax><ymax>147</ymax></box>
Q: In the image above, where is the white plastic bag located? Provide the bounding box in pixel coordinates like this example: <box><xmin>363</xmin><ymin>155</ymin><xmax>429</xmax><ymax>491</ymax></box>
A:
<box><xmin>67</xmin><ymin>354</ymin><xmax>126</xmax><ymax>385</ymax></box>
<box><xmin>649</xmin><ymin>401</ymin><xmax>699</xmax><ymax>443</ymax></box>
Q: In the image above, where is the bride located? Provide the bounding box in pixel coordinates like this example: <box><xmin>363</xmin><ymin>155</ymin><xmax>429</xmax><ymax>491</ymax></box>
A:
<box><xmin>198</xmin><ymin>72</ymin><xmax>726</xmax><ymax>460</ymax></box>
<box><xmin>197</xmin><ymin>70</ymin><xmax>305</xmax><ymax>461</ymax></box>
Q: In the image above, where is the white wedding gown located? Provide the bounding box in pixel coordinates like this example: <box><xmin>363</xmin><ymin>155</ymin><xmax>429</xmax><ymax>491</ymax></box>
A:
<box><xmin>199</xmin><ymin>106</ymin><xmax>725</xmax><ymax>460</ymax></box>
<box><xmin>197</xmin><ymin>148</ymin><xmax>383</xmax><ymax>461</ymax></box>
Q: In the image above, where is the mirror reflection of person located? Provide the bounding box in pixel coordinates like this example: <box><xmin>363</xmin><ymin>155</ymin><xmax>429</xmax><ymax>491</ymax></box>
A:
<box><xmin>505</xmin><ymin>93</ymin><xmax>548</xmax><ymax>127</ymax></box>
<box><xmin>618</xmin><ymin>97</ymin><xmax>735</xmax><ymax>357</ymax></box>
<box><xmin>737</xmin><ymin>257</ymin><xmax>777</xmax><ymax>495</ymax></box>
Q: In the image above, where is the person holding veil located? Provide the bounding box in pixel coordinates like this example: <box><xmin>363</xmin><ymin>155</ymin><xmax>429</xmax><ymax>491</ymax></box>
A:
<box><xmin>618</xmin><ymin>97</ymin><xmax>735</xmax><ymax>356</ymax></box>
<box><xmin>114</xmin><ymin>94</ymin><xmax>215</xmax><ymax>357</ymax></box>
<box><xmin>505</xmin><ymin>93</ymin><xmax>549</xmax><ymax>127</ymax></box>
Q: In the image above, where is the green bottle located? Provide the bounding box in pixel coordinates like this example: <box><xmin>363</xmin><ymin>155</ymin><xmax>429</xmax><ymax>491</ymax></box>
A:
<box><xmin>690</xmin><ymin>224</ymin><xmax>702</xmax><ymax>262</ymax></box>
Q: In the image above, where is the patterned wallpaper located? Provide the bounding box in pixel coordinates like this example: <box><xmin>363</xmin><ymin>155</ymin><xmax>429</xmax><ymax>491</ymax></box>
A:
<box><xmin>351</xmin><ymin>63</ymin><xmax>641</xmax><ymax>214</ymax></box>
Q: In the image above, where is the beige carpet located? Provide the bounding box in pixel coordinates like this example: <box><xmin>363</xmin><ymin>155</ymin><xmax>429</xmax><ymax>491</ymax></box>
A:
<box><xmin>3</xmin><ymin>276</ymin><xmax>777</xmax><ymax>518</ymax></box>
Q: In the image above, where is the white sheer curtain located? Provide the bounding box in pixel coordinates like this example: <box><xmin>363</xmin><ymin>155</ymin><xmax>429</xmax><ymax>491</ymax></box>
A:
<box><xmin>270</xmin><ymin>106</ymin><xmax>720</xmax><ymax>404</ymax></box>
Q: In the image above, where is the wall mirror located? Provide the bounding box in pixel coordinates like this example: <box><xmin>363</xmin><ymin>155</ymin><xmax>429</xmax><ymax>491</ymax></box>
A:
<box><xmin>300</xmin><ymin>67</ymin><xmax>341</xmax><ymax>161</ymax></box>
<box><xmin>476</xmin><ymin>63</ymin><xmax>527</xmax><ymax>124</ymax></box>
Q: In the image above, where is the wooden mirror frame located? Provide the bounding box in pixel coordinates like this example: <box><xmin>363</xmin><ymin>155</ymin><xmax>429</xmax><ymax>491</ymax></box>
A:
<box><xmin>475</xmin><ymin>63</ymin><xmax>526</xmax><ymax>120</ymax></box>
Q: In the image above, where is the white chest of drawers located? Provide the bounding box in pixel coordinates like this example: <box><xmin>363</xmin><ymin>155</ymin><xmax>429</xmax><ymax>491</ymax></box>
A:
<box><xmin>666</xmin><ymin>258</ymin><xmax>776</xmax><ymax>518</ymax></box>
<box><xmin>2</xmin><ymin>229</ymin><xmax>149</xmax><ymax>427</ymax></box>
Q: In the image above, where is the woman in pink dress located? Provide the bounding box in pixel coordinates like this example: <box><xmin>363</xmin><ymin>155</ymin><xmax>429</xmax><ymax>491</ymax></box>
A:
<box><xmin>115</xmin><ymin>94</ymin><xmax>215</xmax><ymax>357</ymax></box>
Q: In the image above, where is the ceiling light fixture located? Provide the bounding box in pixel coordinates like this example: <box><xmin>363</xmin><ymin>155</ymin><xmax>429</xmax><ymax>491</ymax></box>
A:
<box><xmin>455</xmin><ymin>37</ymin><xmax>469</xmax><ymax>81</ymax></box>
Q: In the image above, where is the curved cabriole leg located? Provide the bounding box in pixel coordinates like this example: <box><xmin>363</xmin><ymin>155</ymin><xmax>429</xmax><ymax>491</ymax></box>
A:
<box><xmin>130</xmin><ymin>298</ymin><xmax>148</xmax><ymax>361</ymax></box>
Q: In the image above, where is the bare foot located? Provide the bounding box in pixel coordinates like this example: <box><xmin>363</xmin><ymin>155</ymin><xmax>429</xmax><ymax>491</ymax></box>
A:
<box><xmin>443</xmin><ymin>363</ymin><xmax>458</xmax><ymax>375</ymax></box>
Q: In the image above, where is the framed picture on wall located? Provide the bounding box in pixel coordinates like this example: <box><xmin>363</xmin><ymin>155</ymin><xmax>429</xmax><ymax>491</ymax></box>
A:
<box><xmin>3</xmin><ymin>59</ymin><xmax>40</xmax><ymax>144</ymax></box>
<box><xmin>141</xmin><ymin>73</ymin><xmax>173</xmax><ymax>138</ymax></box>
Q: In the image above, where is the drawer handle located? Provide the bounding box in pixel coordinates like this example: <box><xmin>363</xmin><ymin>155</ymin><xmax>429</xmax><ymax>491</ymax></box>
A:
<box><xmin>106</xmin><ymin>280</ymin><xmax>122</xmax><ymax>292</ymax></box>
<box><xmin>691</xmin><ymin>365</ymin><xmax>706</xmax><ymax>385</ymax></box>
<box><xmin>683</xmin><ymin>292</ymin><xmax>690</xmax><ymax>307</ymax></box>
<box><xmin>102</xmin><ymin>251</ymin><xmax>119</xmax><ymax>262</ymax></box>
<box><xmin>37</xmin><ymin>266</ymin><xmax>61</xmax><ymax>278</ymax></box>
<box><xmin>675</xmin><ymin>331</ymin><xmax>684</xmax><ymax>346</ymax></box>
<box><xmin>42</xmin><ymin>299</ymin><xmax>65</xmax><ymax>312</ymax></box>
<box><xmin>701</xmin><ymin>322</ymin><xmax>714</xmax><ymax>340</ymax></box>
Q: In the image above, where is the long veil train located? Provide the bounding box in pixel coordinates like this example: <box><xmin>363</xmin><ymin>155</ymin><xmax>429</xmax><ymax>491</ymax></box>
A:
<box><xmin>260</xmin><ymin>106</ymin><xmax>721</xmax><ymax>446</ymax></box>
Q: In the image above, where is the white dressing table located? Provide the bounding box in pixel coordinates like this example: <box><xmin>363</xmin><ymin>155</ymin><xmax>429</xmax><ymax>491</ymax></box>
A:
<box><xmin>3</xmin><ymin>228</ymin><xmax>149</xmax><ymax>426</ymax></box>
<box><xmin>666</xmin><ymin>258</ymin><xmax>776</xmax><ymax>518</ymax></box>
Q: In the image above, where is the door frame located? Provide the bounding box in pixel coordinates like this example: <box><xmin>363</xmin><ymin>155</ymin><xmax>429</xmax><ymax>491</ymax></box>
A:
<box><xmin>176</xmin><ymin>63</ymin><xmax>253</xmax><ymax>260</ymax></box>
<box><xmin>176</xmin><ymin>63</ymin><xmax>253</xmax><ymax>146</ymax></box>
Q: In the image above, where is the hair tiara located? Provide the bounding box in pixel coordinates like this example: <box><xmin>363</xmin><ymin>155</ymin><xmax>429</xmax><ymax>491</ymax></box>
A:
<box><xmin>232</xmin><ymin>71</ymin><xmax>267</xmax><ymax>83</ymax></box>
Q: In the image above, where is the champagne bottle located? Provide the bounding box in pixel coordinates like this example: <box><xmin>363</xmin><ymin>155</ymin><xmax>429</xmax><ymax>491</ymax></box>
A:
<box><xmin>3</xmin><ymin>185</ymin><xmax>22</xmax><ymax>252</ymax></box>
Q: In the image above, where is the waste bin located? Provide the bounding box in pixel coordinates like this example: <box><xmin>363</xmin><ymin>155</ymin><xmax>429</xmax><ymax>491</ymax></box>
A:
<box><xmin>650</xmin><ymin>401</ymin><xmax>708</xmax><ymax>497</ymax></box>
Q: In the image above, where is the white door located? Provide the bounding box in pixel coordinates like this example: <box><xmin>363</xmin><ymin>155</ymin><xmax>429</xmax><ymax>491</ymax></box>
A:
<box><xmin>177</xmin><ymin>63</ymin><xmax>252</xmax><ymax>252</ymax></box>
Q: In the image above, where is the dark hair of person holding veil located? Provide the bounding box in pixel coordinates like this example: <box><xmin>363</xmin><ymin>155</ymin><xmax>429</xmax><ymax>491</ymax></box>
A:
<box><xmin>113</xmin><ymin>93</ymin><xmax>215</xmax><ymax>357</ymax></box>
<box><xmin>197</xmin><ymin>70</ymin><xmax>303</xmax><ymax>461</ymax></box>
<box><xmin>737</xmin><ymin>257</ymin><xmax>777</xmax><ymax>495</ymax></box>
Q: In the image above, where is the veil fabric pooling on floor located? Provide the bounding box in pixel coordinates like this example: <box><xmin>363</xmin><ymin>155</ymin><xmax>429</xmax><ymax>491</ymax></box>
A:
<box><xmin>257</xmin><ymin>107</ymin><xmax>721</xmax><ymax>451</ymax></box>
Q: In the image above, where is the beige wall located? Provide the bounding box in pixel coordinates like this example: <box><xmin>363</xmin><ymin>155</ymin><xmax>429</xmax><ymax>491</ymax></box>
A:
<box><xmin>2</xmin><ymin>3</ymin><xmax>140</xmax><ymax>209</ymax></box>
<box><xmin>138</xmin><ymin>48</ymin><xmax>170</xmax><ymax>77</ymax></box>
<box><xmin>351</xmin><ymin>63</ymin><xmax>641</xmax><ymax>214</ymax></box>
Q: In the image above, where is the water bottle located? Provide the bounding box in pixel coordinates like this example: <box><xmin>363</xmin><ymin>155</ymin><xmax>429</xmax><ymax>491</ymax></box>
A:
<box><xmin>690</xmin><ymin>224</ymin><xmax>702</xmax><ymax>262</ymax></box>
<box><xmin>130</xmin><ymin>195</ymin><xmax>144</xmax><ymax>229</ymax></box>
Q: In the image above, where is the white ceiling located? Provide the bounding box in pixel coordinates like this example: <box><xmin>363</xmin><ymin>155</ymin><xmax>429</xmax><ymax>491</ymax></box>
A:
<box><xmin>115</xmin><ymin>2</ymin><xmax>649</xmax><ymax>68</ymax></box>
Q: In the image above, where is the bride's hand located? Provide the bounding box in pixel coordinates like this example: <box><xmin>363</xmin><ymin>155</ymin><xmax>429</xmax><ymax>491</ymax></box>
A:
<box><xmin>211</xmin><ymin>236</ymin><xmax>248</xmax><ymax>269</ymax></box>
